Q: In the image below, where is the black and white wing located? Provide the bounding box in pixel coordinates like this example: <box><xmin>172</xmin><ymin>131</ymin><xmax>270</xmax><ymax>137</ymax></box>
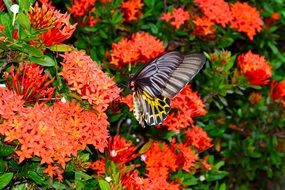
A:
<box><xmin>131</xmin><ymin>51</ymin><xmax>205</xmax><ymax>98</ymax></box>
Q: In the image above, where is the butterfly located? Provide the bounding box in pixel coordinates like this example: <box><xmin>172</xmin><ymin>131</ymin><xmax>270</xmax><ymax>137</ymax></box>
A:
<box><xmin>129</xmin><ymin>51</ymin><xmax>206</xmax><ymax>127</ymax></box>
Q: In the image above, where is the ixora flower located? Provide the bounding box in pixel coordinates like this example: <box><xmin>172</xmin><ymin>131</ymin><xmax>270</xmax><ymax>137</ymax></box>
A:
<box><xmin>69</xmin><ymin>0</ymin><xmax>96</xmax><ymax>17</ymax></box>
<box><xmin>107</xmin><ymin>135</ymin><xmax>138</xmax><ymax>164</ymax></box>
<box><xmin>0</xmin><ymin>0</ymin><xmax>5</xmax><ymax>12</ymax></box>
<box><xmin>161</xmin><ymin>8</ymin><xmax>190</xmax><ymax>29</ymax></box>
<box><xmin>237</xmin><ymin>51</ymin><xmax>272</xmax><ymax>85</ymax></box>
<box><xmin>270</xmin><ymin>80</ymin><xmax>285</xmax><ymax>107</ymax></box>
<box><xmin>29</xmin><ymin>2</ymin><xmax>58</xmax><ymax>30</ymax></box>
<box><xmin>193</xmin><ymin>15</ymin><xmax>216</xmax><ymax>39</ymax></box>
<box><xmin>121</xmin><ymin>0</ymin><xmax>143</xmax><ymax>22</ymax></box>
<box><xmin>4</xmin><ymin>64</ymin><xmax>55</xmax><ymax>102</ymax></box>
<box><xmin>162</xmin><ymin>85</ymin><xmax>207</xmax><ymax>132</ymax></box>
<box><xmin>110</xmin><ymin>32</ymin><xmax>164</xmax><ymax>68</ymax></box>
<box><xmin>37</xmin><ymin>6</ymin><xmax>76</xmax><ymax>46</ymax></box>
<box><xmin>0</xmin><ymin>99</ymin><xmax>109</xmax><ymax>180</ymax></box>
<box><xmin>230</xmin><ymin>2</ymin><xmax>263</xmax><ymax>40</ymax></box>
<box><xmin>60</xmin><ymin>50</ymin><xmax>121</xmax><ymax>112</ymax></box>
<box><xmin>194</xmin><ymin>0</ymin><xmax>232</xmax><ymax>27</ymax></box>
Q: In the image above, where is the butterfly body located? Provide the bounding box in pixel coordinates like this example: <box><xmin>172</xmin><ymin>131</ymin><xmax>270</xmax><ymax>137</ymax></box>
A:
<box><xmin>130</xmin><ymin>51</ymin><xmax>205</xmax><ymax>127</ymax></box>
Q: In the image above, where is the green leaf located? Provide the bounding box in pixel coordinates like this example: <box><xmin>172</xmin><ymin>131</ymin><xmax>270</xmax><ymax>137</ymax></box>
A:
<box><xmin>0</xmin><ymin>144</ymin><xmax>15</xmax><ymax>157</ymax></box>
<box><xmin>0</xmin><ymin>14</ymin><xmax>13</xmax><ymax>39</ymax></box>
<box><xmin>206</xmin><ymin>171</ymin><xmax>228</xmax><ymax>181</ymax></box>
<box><xmin>224</xmin><ymin>54</ymin><xmax>236</xmax><ymax>71</ymax></box>
<box><xmin>0</xmin><ymin>159</ymin><xmax>7</xmax><ymax>173</ymax></box>
<box><xmin>75</xmin><ymin>171</ymin><xmax>92</xmax><ymax>181</ymax></box>
<box><xmin>98</xmin><ymin>180</ymin><xmax>110</xmax><ymax>190</ymax></box>
<box><xmin>219</xmin><ymin>183</ymin><xmax>227</xmax><ymax>190</ymax></box>
<box><xmin>23</xmin><ymin>44</ymin><xmax>43</xmax><ymax>57</ymax></box>
<box><xmin>29</xmin><ymin>55</ymin><xmax>56</xmax><ymax>67</ymax></box>
<box><xmin>27</xmin><ymin>171</ymin><xmax>47</xmax><ymax>185</ymax></box>
<box><xmin>17</xmin><ymin>12</ymin><xmax>30</xmax><ymax>30</ymax></box>
<box><xmin>0</xmin><ymin>172</ymin><xmax>13</xmax><ymax>189</ymax></box>
<box><xmin>12</xmin><ymin>184</ymin><xmax>27</xmax><ymax>190</ymax></box>
<box><xmin>18</xmin><ymin>0</ymin><xmax>31</xmax><ymax>12</ymax></box>
<box><xmin>48</xmin><ymin>44</ymin><xmax>74</xmax><ymax>52</ymax></box>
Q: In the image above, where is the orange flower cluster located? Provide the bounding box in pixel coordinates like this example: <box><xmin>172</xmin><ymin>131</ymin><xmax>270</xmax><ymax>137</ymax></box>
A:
<box><xmin>194</xmin><ymin>0</ymin><xmax>263</xmax><ymax>40</ymax></box>
<box><xmin>161</xmin><ymin>8</ymin><xmax>190</xmax><ymax>29</ymax></box>
<box><xmin>0</xmin><ymin>88</ymin><xmax>25</xmax><ymax>120</ymax></box>
<box><xmin>142</xmin><ymin>138</ymin><xmax>212</xmax><ymax>189</ymax></box>
<box><xmin>185</xmin><ymin>125</ymin><xmax>213</xmax><ymax>152</ymax></box>
<box><xmin>60</xmin><ymin>50</ymin><xmax>121</xmax><ymax>112</ymax></box>
<box><xmin>121</xmin><ymin>0</ymin><xmax>143</xmax><ymax>22</ymax></box>
<box><xmin>163</xmin><ymin>85</ymin><xmax>207</xmax><ymax>132</ymax></box>
<box><xmin>120</xmin><ymin>94</ymin><xmax>134</xmax><ymax>111</ymax></box>
<box><xmin>193</xmin><ymin>16</ymin><xmax>216</xmax><ymax>39</ymax></box>
<box><xmin>194</xmin><ymin>0</ymin><xmax>232</xmax><ymax>27</ymax></box>
<box><xmin>29</xmin><ymin>3</ymin><xmax>77</xmax><ymax>47</ymax></box>
<box><xmin>230</xmin><ymin>2</ymin><xmax>263</xmax><ymax>40</ymax></box>
<box><xmin>0</xmin><ymin>95</ymin><xmax>109</xmax><ymax>179</ymax></box>
<box><xmin>69</xmin><ymin>0</ymin><xmax>96</xmax><ymax>17</ymax></box>
<box><xmin>29</xmin><ymin>3</ymin><xmax>57</xmax><ymax>30</ymax></box>
<box><xmin>110</xmin><ymin>32</ymin><xmax>164</xmax><ymax>68</ymax></box>
<box><xmin>237</xmin><ymin>51</ymin><xmax>272</xmax><ymax>85</ymax></box>
<box><xmin>271</xmin><ymin>80</ymin><xmax>285</xmax><ymax>107</ymax></box>
<box><xmin>4</xmin><ymin>64</ymin><xmax>55</xmax><ymax>102</ymax></box>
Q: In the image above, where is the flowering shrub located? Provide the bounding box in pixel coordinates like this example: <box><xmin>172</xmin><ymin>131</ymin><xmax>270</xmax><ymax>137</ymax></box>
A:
<box><xmin>0</xmin><ymin>0</ymin><xmax>284</xmax><ymax>189</ymax></box>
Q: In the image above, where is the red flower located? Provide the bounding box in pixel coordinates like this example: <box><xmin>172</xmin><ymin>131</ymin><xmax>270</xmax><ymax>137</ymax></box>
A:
<box><xmin>0</xmin><ymin>101</ymin><xmax>109</xmax><ymax>178</ymax></box>
<box><xmin>0</xmin><ymin>88</ymin><xmax>25</xmax><ymax>120</ymax></box>
<box><xmin>270</xmin><ymin>80</ymin><xmax>285</xmax><ymax>107</ymax></box>
<box><xmin>175</xmin><ymin>144</ymin><xmax>198</xmax><ymax>172</ymax></box>
<box><xmin>230</xmin><ymin>2</ymin><xmax>263</xmax><ymax>40</ymax></box>
<box><xmin>38</xmin><ymin>0</ymin><xmax>55</xmax><ymax>9</ymax></box>
<box><xmin>69</xmin><ymin>0</ymin><xmax>96</xmax><ymax>17</ymax></box>
<box><xmin>120</xmin><ymin>94</ymin><xmax>134</xmax><ymax>111</ymax></box>
<box><xmin>163</xmin><ymin>85</ymin><xmax>207</xmax><ymax>132</ymax></box>
<box><xmin>110</xmin><ymin>32</ymin><xmax>164</xmax><ymax>68</ymax></box>
<box><xmin>161</xmin><ymin>8</ymin><xmax>190</xmax><ymax>29</ymax></box>
<box><xmin>60</xmin><ymin>50</ymin><xmax>121</xmax><ymax>112</ymax></box>
<box><xmin>194</xmin><ymin>0</ymin><xmax>232</xmax><ymax>27</ymax></box>
<box><xmin>185</xmin><ymin>125</ymin><xmax>213</xmax><ymax>152</ymax></box>
<box><xmin>39</xmin><ymin>11</ymin><xmax>76</xmax><ymax>46</ymax></box>
<box><xmin>89</xmin><ymin>158</ymin><xmax>106</xmax><ymax>175</ymax></box>
<box><xmin>121</xmin><ymin>0</ymin><xmax>143</xmax><ymax>22</ymax></box>
<box><xmin>4</xmin><ymin>64</ymin><xmax>55</xmax><ymax>102</ymax></box>
<box><xmin>29</xmin><ymin>2</ymin><xmax>57</xmax><ymax>30</ymax></box>
<box><xmin>107</xmin><ymin>135</ymin><xmax>138</xmax><ymax>164</ymax></box>
<box><xmin>237</xmin><ymin>51</ymin><xmax>272</xmax><ymax>85</ymax></box>
<box><xmin>193</xmin><ymin>15</ymin><xmax>216</xmax><ymax>39</ymax></box>
<box><xmin>121</xmin><ymin>170</ymin><xmax>150</xmax><ymax>190</ymax></box>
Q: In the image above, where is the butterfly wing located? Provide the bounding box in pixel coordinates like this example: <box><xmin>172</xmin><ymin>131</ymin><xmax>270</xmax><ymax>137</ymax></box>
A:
<box><xmin>132</xmin><ymin>51</ymin><xmax>206</xmax><ymax>98</ymax></box>
<box><xmin>133</xmin><ymin>91</ymin><xmax>170</xmax><ymax>127</ymax></box>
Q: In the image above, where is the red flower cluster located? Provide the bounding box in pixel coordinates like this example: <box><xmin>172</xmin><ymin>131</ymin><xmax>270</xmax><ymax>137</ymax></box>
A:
<box><xmin>0</xmin><ymin>88</ymin><xmax>25</xmax><ymax>120</ymax></box>
<box><xmin>38</xmin><ymin>0</ymin><xmax>54</xmax><ymax>9</ymax></box>
<box><xmin>0</xmin><ymin>94</ymin><xmax>109</xmax><ymax>179</ymax></box>
<box><xmin>194</xmin><ymin>0</ymin><xmax>232</xmax><ymax>27</ymax></box>
<box><xmin>29</xmin><ymin>3</ymin><xmax>76</xmax><ymax>47</ymax></box>
<box><xmin>121</xmin><ymin>0</ymin><xmax>143</xmax><ymax>22</ymax></box>
<box><xmin>194</xmin><ymin>0</ymin><xmax>263</xmax><ymax>40</ymax></box>
<box><xmin>163</xmin><ymin>85</ymin><xmax>207</xmax><ymax>132</ymax></box>
<box><xmin>110</xmin><ymin>32</ymin><xmax>164</xmax><ymax>68</ymax></box>
<box><xmin>69</xmin><ymin>0</ymin><xmax>96</xmax><ymax>17</ymax></box>
<box><xmin>107</xmin><ymin>135</ymin><xmax>138</xmax><ymax>164</ymax></box>
<box><xmin>161</xmin><ymin>8</ymin><xmax>190</xmax><ymax>29</ymax></box>
<box><xmin>29</xmin><ymin>3</ymin><xmax>57</xmax><ymax>30</ymax></box>
<box><xmin>60</xmin><ymin>50</ymin><xmax>121</xmax><ymax>112</ymax></box>
<box><xmin>193</xmin><ymin>15</ymin><xmax>216</xmax><ymax>39</ymax></box>
<box><xmin>185</xmin><ymin>125</ymin><xmax>213</xmax><ymax>152</ymax></box>
<box><xmin>230</xmin><ymin>2</ymin><xmax>263</xmax><ymax>40</ymax></box>
<box><xmin>237</xmin><ymin>51</ymin><xmax>272</xmax><ymax>85</ymax></box>
<box><xmin>271</xmin><ymin>80</ymin><xmax>285</xmax><ymax>107</ymax></box>
<box><xmin>4</xmin><ymin>64</ymin><xmax>55</xmax><ymax>102</ymax></box>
